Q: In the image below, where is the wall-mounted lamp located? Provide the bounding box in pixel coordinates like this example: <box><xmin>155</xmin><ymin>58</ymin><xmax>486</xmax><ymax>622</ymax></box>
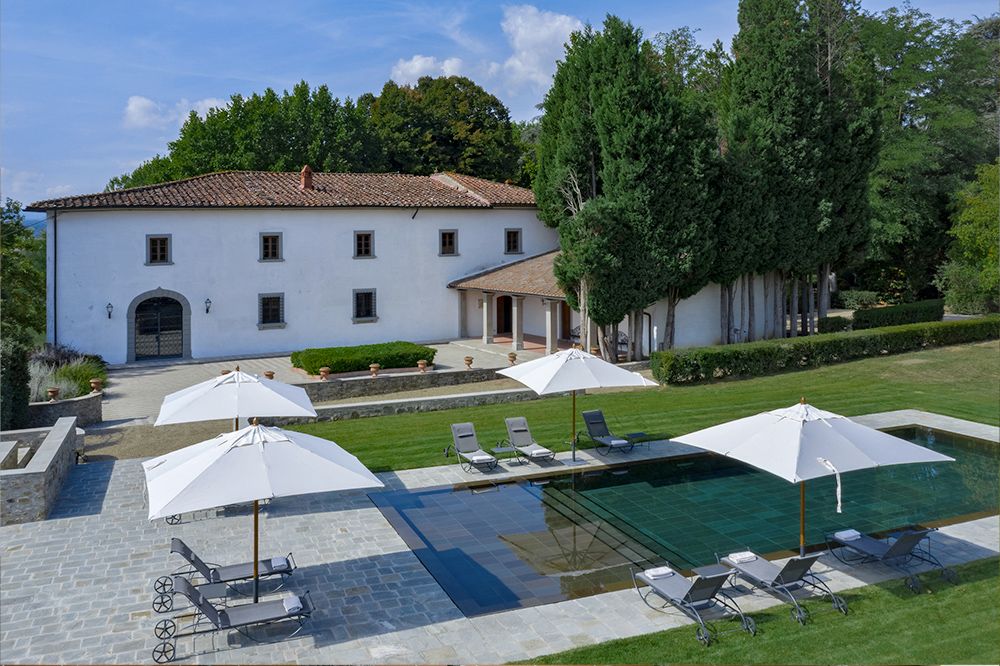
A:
<box><xmin>105</xmin><ymin>303</ymin><xmax>114</xmax><ymax>319</ymax></box>
<box><xmin>204</xmin><ymin>298</ymin><xmax>212</xmax><ymax>314</ymax></box>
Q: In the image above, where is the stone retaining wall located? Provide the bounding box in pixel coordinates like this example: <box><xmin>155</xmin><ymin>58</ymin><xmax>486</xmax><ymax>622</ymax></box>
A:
<box><xmin>299</xmin><ymin>367</ymin><xmax>501</xmax><ymax>403</ymax></box>
<box><xmin>26</xmin><ymin>392</ymin><xmax>102</xmax><ymax>428</ymax></box>
<box><xmin>0</xmin><ymin>417</ymin><xmax>78</xmax><ymax>525</ymax></box>
<box><xmin>271</xmin><ymin>388</ymin><xmax>563</xmax><ymax>425</ymax></box>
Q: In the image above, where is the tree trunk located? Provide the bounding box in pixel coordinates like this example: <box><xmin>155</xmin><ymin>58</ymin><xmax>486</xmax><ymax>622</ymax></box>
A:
<box><xmin>664</xmin><ymin>289</ymin><xmax>679</xmax><ymax>349</ymax></box>
<box><xmin>739</xmin><ymin>276</ymin><xmax>748</xmax><ymax>342</ymax></box>
<box><xmin>720</xmin><ymin>284</ymin><xmax>730</xmax><ymax>345</ymax></box>
<box><xmin>611</xmin><ymin>322</ymin><xmax>620</xmax><ymax>362</ymax></box>
<box><xmin>598</xmin><ymin>325</ymin><xmax>611</xmax><ymax>361</ymax></box>
<box><xmin>790</xmin><ymin>278</ymin><xmax>799</xmax><ymax>338</ymax></box>
<box><xmin>809</xmin><ymin>278</ymin><xmax>817</xmax><ymax>335</ymax></box>
<box><xmin>579</xmin><ymin>279</ymin><xmax>589</xmax><ymax>350</ymax></box>
<box><xmin>763</xmin><ymin>272</ymin><xmax>772</xmax><ymax>340</ymax></box>
<box><xmin>800</xmin><ymin>278</ymin><xmax>809</xmax><ymax>336</ymax></box>
<box><xmin>747</xmin><ymin>273</ymin><xmax>756</xmax><ymax>342</ymax></box>
<box><xmin>778</xmin><ymin>272</ymin><xmax>787</xmax><ymax>338</ymax></box>
<box><xmin>818</xmin><ymin>263</ymin><xmax>831</xmax><ymax>319</ymax></box>
<box><xmin>634</xmin><ymin>309</ymin><xmax>645</xmax><ymax>360</ymax></box>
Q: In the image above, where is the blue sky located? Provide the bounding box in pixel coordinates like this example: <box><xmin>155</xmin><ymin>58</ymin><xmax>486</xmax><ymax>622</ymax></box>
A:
<box><xmin>1</xmin><ymin>0</ymin><xmax>994</xmax><ymax>207</ymax></box>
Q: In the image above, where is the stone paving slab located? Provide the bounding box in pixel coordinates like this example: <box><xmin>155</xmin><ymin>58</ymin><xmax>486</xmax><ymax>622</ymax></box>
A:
<box><xmin>2</xmin><ymin>412</ymin><xmax>997</xmax><ymax>664</ymax></box>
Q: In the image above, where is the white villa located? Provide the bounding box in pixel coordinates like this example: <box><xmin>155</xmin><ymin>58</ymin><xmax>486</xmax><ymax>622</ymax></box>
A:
<box><xmin>28</xmin><ymin>167</ymin><xmax>765</xmax><ymax>365</ymax></box>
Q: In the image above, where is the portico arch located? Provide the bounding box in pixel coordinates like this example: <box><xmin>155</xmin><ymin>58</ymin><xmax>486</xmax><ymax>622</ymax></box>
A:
<box><xmin>126</xmin><ymin>288</ymin><xmax>192</xmax><ymax>362</ymax></box>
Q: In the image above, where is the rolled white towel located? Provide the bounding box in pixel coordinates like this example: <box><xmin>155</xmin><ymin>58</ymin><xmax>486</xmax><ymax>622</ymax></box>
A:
<box><xmin>270</xmin><ymin>556</ymin><xmax>288</xmax><ymax>570</ymax></box>
<box><xmin>834</xmin><ymin>529</ymin><xmax>861</xmax><ymax>542</ymax></box>
<box><xmin>728</xmin><ymin>551</ymin><xmax>757</xmax><ymax>564</ymax></box>
<box><xmin>283</xmin><ymin>596</ymin><xmax>303</xmax><ymax>614</ymax></box>
<box><xmin>644</xmin><ymin>566</ymin><xmax>675</xmax><ymax>579</ymax></box>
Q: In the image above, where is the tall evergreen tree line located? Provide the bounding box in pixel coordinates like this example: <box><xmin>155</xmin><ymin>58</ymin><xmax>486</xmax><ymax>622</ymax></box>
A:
<box><xmin>108</xmin><ymin>77</ymin><xmax>533</xmax><ymax>190</ymax></box>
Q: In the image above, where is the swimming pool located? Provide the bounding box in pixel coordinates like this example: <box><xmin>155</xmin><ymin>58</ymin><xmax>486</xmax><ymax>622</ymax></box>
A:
<box><xmin>369</xmin><ymin>427</ymin><xmax>997</xmax><ymax>617</ymax></box>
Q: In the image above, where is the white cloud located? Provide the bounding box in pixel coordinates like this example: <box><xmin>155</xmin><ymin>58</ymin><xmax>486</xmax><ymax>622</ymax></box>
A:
<box><xmin>391</xmin><ymin>55</ymin><xmax>466</xmax><ymax>84</ymax></box>
<box><xmin>44</xmin><ymin>184</ymin><xmax>75</xmax><ymax>197</ymax></box>
<box><xmin>496</xmin><ymin>5</ymin><xmax>582</xmax><ymax>89</ymax></box>
<box><xmin>122</xmin><ymin>95</ymin><xmax>228</xmax><ymax>129</ymax></box>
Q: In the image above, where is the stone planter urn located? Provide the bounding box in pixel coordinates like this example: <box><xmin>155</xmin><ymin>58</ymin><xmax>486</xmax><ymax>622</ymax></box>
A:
<box><xmin>417</xmin><ymin>359</ymin><xmax>428</xmax><ymax>373</ymax></box>
<box><xmin>507</xmin><ymin>352</ymin><xmax>517</xmax><ymax>365</ymax></box>
<box><xmin>221</xmin><ymin>369</ymin><xmax>231</xmax><ymax>375</ymax></box>
<box><xmin>263</xmin><ymin>370</ymin><xmax>275</xmax><ymax>380</ymax></box>
<box><xmin>590</xmin><ymin>346</ymin><xmax>600</xmax><ymax>356</ymax></box>
<box><xmin>46</xmin><ymin>387</ymin><xmax>60</xmax><ymax>402</ymax></box>
<box><xmin>369</xmin><ymin>363</ymin><xmax>381</xmax><ymax>378</ymax></box>
<box><xmin>464</xmin><ymin>356</ymin><xmax>474</xmax><ymax>370</ymax></box>
<box><xmin>89</xmin><ymin>378</ymin><xmax>103</xmax><ymax>393</ymax></box>
<box><xmin>318</xmin><ymin>367</ymin><xmax>331</xmax><ymax>381</ymax></box>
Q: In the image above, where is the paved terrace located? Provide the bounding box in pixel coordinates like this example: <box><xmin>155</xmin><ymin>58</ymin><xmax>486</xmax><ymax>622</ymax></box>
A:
<box><xmin>1</xmin><ymin>412</ymin><xmax>997</xmax><ymax>664</ymax></box>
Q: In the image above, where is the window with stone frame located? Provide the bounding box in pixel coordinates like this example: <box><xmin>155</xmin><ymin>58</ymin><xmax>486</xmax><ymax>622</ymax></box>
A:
<box><xmin>504</xmin><ymin>228</ymin><xmax>522</xmax><ymax>254</ymax></box>
<box><xmin>354</xmin><ymin>231</ymin><xmax>374</xmax><ymax>258</ymax></box>
<box><xmin>353</xmin><ymin>289</ymin><xmax>377</xmax><ymax>322</ymax></box>
<box><xmin>147</xmin><ymin>235</ymin><xmax>171</xmax><ymax>264</ymax></box>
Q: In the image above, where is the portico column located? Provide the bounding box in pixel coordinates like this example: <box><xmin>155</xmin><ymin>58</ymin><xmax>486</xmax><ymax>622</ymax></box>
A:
<box><xmin>457</xmin><ymin>289</ymin><xmax>468</xmax><ymax>338</ymax></box>
<box><xmin>482</xmin><ymin>292</ymin><xmax>494</xmax><ymax>344</ymax></box>
<box><xmin>511</xmin><ymin>296</ymin><xmax>525</xmax><ymax>351</ymax></box>
<box><xmin>544</xmin><ymin>299</ymin><xmax>559</xmax><ymax>354</ymax></box>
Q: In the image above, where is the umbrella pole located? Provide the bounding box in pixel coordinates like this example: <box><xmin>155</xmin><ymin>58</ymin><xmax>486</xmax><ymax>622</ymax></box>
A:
<box><xmin>571</xmin><ymin>390</ymin><xmax>577</xmax><ymax>461</ymax></box>
<box><xmin>253</xmin><ymin>499</ymin><xmax>260</xmax><ymax>603</ymax></box>
<box><xmin>799</xmin><ymin>482</ymin><xmax>806</xmax><ymax>557</ymax></box>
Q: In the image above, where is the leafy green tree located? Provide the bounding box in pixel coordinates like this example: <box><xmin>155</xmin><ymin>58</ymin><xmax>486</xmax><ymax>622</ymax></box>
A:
<box><xmin>1</xmin><ymin>199</ymin><xmax>45</xmax><ymax>340</ymax></box>
<box><xmin>935</xmin><ymin>161</ymin><xmax>999</xmax><ymax>313</ymax></box>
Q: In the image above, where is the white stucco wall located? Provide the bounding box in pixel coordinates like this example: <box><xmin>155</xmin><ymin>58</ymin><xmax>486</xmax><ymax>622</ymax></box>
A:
<box><xmin>47</xmin><ymin>207</ymin><xmax>558</xmax><ymax>364</ymax></box>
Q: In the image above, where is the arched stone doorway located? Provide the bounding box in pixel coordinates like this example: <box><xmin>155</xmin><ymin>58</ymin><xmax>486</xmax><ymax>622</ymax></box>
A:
<box><xmin>127</xmin><ymin>289</ymin><xmax>192</xmax><ymax>362</ymax></box>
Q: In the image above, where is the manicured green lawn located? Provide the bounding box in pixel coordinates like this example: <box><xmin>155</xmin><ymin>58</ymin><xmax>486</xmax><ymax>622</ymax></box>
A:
<box><xmin>289</xmin><ymin>341</ymin><xmax>999</xmax><ymax>473</ymax></box>
<box><xmin>519</xmin><ymin>557</ymin><xmax>1000</xmax><ymax>665</ymax></box>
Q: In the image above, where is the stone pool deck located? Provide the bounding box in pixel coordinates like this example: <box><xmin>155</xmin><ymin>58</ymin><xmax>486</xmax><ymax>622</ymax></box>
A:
<box><xmin>0</xmin><ymin>411</ymin><xmax>997</xmax><ymax>664</ymax></box>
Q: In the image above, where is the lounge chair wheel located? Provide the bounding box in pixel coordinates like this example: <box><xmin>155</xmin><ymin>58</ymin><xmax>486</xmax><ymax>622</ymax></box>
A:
<box><xmin>742</xmin><ymin>616</ymin><xmax>757</xmax><ymax>636</ymax></box>
<box><xmin>165</xmin><ymin>514</ymin><xmax>181</xmax><ymax>525</ymax></box>
<box><xmin>152</xmin><ymin>593</ymin><xmax>173</xmax><ymax>613</ymax></box>
<box><xmin>695</xmin><ymin>627</ymin><xmax>712</xmax><ymax>646</ymax></box>
<box><xmin>832</xmin><ymin>595</ymin><xmax>848</xmax><ymax>615</ymax></box>
<box><xmin>942</xmin><ymin>568</ymin><xmax>958</xmax><ymax>584</ymax></box>
<box><xmin>152</xmin><ymin>641</ymin><xmax>175</xmax><ymax>664</ymax></box>
<box><xmin>153</xmin><ymin>575</ymin><xmax>173</xmax><ymax>594</ymax></box>
<box><xmin>791</xmin><ymin>606</ymin><xmax>809</xmax><ymax>625</ymax></box>
<box><xmin>154</xmin><ymin>618</ymin><xmax>176</xmax><ymax>640</ymax></box>
<box><xmin>905</xmin><ymin>575</ymin><xmax>923</xmax><ymax>593</ymax></box>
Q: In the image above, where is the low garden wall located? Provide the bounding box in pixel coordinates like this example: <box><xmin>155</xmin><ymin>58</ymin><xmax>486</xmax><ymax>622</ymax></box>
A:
<box><xmin>25</xmin><ymin>391</ymin><xmax>102</xmax><ymax>428</ymax></box>
<box><xmin>0</xmin><ymin>417</ymin><xmax>78</xmax><ymax>525</ymax></box>
<box><xmin>299</xmin><ymin>367</ymin><xmax>500</xmax><ymax>402</ymax></box>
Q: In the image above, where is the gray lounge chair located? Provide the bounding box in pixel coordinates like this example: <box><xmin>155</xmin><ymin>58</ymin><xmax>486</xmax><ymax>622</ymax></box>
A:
<box><xmin>825</xmin><ymin>527</ymin><xmax>957</xmax><ymax>593</ymax></box>
<box><xmin>153</xmin><ymin>538</ymin><xmax>295</xmax><ymax>610</ymax></box>
<box><xmin>152</xmin><ymin>576</ymin><xmax>313</xmax><ymax>663</ymax></box>
<box><xmin>721</xmin><ymin>551</ymin><xmax>847</xmax><ymax>624</ymax></box>
<box><xmin>504</xmin><ymin>417</ymin><xmax>556</xmax><ymax>463</ymax></box>
<box><xmin>447</xmin><ymin>423</ymin><xmax>498</xmax><ymax>473</ymax></box>
<box><xmin>582</xmin><ymin>410</ymin><xmax>634</xmax><ymax>455</ymax></box>
<box><xmin>633</xmin><ymin>568</ymin><xmax>755</xmax><ymax>646</ymax></box>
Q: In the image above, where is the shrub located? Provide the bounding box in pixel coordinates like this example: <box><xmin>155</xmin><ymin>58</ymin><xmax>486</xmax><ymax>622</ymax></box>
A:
<box><xmin>650</xmin><ymin>317</ymin><xmax>1000</xmax><ymax>384</ymax></box>
<box><xmin>852</xmin><ymin>299</ymin><xmax>944</xmax><ymax>330</ymax></box>
<box><xmin>818</xmin><ymin>316</ymin><xmax>852</xmax><ymax>334</ymax></box>
<box><xmin>28</xmin><ymin>361</ymin><xmax>82</xmax><ymax>402</ymax></box>
<box><xmin>836</xmin><ymin>289</ymin><xmax>880</xmax><ymax>310</ymax></box>
<box><xmin>934</xmin><ymin>259</ymin><xmax>996</xmax><ymax>315</ymax></box>
<box><xmin>291</xmin><ymin>341</ymin><xmax>438</xmax><ymax>375</ymax></box>
<box><xmin>54</xmin><ymin>359</ymin><xmax>108</xmax><ymax>395</ymax></box>
<box><xmin>1</xmin><ymin>338</ymin><xmax>31</xmax><ymax>429</ymax></box>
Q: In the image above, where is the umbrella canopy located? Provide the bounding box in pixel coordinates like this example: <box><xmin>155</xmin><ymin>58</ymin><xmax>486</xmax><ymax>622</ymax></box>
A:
<box><xmin>143</xmin><ymin>423</ymin><xmax>382</xmax><ymax>519</ymax></box>
<box><xmin>673</xmin><ymin>401</ymin><xmax>954</xmax><ymax>554</ymax></box>
<box><xmin>153</xmin><ymin>370</ymin><xmax>317</xmax><ymax>426</ymax></box>
<box><xmin>498</xmin><ymin>348</ymin><xmax>657</xmax><ymax>459</ymax></box>
<box><xmin>497</xmin><ymin>348</ymin><xmax>657</xmax><ymax>395</ymax></box>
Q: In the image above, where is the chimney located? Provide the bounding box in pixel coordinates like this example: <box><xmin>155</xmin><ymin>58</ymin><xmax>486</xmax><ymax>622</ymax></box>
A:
<box><xmin>299</xmin><ymin>165</ymin><xmax>313</xmax><ymax>190</ymax></box>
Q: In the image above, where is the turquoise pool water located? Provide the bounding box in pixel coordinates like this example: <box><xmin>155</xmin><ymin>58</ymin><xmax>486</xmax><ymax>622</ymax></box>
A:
<box><xmin>370</xmin><ymin>427</ymin><xmax>997</xmax><ymax>616</ymax></box>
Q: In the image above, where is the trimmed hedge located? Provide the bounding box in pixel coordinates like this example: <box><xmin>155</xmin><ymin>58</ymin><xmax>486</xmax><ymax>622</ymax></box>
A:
<box><xmin>291</xmin><ymin>341</ymin><xmax>437</xmax><ymax>375</ymax></box>
<box><xmin>650</xmin><ymin>317</ymin><xmax>999</xmax><ymax>384</ymax></box>
<box><xmin>852</xmin><ymin>299</ymin><xmax>944</xmax><ymax>330</ymax></box>
<box><xmin>818</xmin><ymin>316</ymin><xmax>852</xmax><ymax>334</ymax></box>
<box><xmin>837</xmin><ymin>289</ymin><xmax>880</xmax><ymax>310</ymax></box>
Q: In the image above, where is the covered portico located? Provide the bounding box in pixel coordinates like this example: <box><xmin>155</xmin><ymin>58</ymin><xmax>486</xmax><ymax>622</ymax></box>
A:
<box><xmin>448</xmin><ymin>250</ymin><xmax>577</xmax><ymax>354</ymax></box>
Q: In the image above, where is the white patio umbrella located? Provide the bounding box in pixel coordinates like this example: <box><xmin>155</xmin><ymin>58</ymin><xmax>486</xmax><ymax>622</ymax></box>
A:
<box><xmin>672</xmin><ymin>400</ymin><xmax>954</xmax><ymax>555</ymax></box>
<box><xmin>497</xmin><ymin>348</ymin><xmax>658</xmax><ymax>460</ymax></box>
<box><xmin>154</xmin><ymin>369</ymin><xmax>317</xmax><ymax>429</ymax></box>
<box><xmin>142</xmin><ymin>421</ymin><xmax>383</xmax><ymax>600</ymax></box>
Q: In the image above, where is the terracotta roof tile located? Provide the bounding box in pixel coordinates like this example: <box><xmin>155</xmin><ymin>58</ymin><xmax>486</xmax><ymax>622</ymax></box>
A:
<box><xmin>448</xmin><ymin>250</ymin><xmax>564</xmax><ymax>299</ymax></box>
<box><xmin>26</xmin><ymin>170</ymin><xmax>536</xmax><ymax>211</ymax></box>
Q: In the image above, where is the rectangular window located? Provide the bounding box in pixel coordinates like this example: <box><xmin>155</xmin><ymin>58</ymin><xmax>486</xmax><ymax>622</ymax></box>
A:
<box><xmin>147</xmin><ymin>235</ymin><xmax>171</xmax><ymax>265</ymax></box>
<box><xmin>505</xmin><ymin>228</ymin><xmax>522</xmax><ymax>254</ymax></box>
<box><xmin>353</xmin><ymin>289</ymin><xmax>377</xmax><ymax>322</ymax></box>
<box><xmin>260</xmin><ymin>233</ymin><xmax>282</xmax><ymax>261</ymax></box>
<box><xmin>354</xmin><ymin>231</ymin><xmax>374</xmax><ymax>258</ymax></box>
<box><xmin>258</xmin><ymin>293</ymin><xmax>285</xmax><ymax>329</ymax></box>
<box><xmin>439</xmin><ymin>229</ymin><xmax>457</xmax><ymax>256</ymax></box>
